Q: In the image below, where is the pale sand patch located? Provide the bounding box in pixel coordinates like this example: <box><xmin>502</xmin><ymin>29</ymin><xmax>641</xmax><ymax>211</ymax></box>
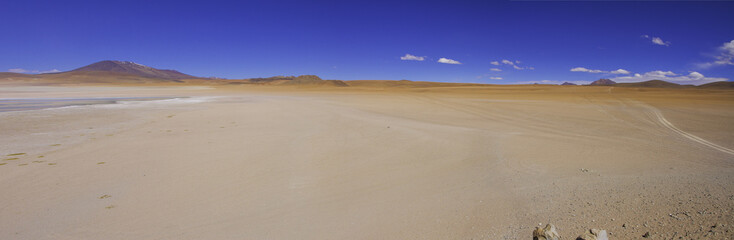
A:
<box><xmin>0</xmin><ymin>85</ymin><xmax>732</xmax><ymax>239</ymax></box>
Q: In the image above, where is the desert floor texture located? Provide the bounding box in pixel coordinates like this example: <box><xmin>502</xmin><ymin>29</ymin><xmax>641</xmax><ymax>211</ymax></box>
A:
<box><xmin>1</xmin><ymin>84</ymin><xmax>733</xmax><ymax>239</ymax></box>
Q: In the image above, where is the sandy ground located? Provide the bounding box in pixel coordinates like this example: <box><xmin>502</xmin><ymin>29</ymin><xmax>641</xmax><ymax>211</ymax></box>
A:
<box><xmin>1</xmin><ymin>85</ymin><xmax>733</xmax><ymax>239</ymax></box>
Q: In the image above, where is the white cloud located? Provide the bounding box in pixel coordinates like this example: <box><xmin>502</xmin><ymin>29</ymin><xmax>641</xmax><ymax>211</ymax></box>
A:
<box><xmin>493</xmin><ymin>59</ymin><xmax>532</xmax><ymax>70</ymax></box>
<box><xmin>7</xmin><ymin>68</ymin><xmax>60</xmax><ymax>74</ymax></box>
<box><xmin>437</xmin><ymin>58</ymin><xmax>461</xmax><ymax>64</ymax></box>
<box><xmin>610</xmin><ymin>69</ymin><xmax>631</xmax><ymax>74</ymax></box>
<box><xmin>651</xmin><ymin>37</ymin><xmax>670</xmax><ymax>46</ymax></box>
<box><xmin>570</xmin><ymin>67</ymin><xmax>603</xmax><ymax>73</ymax></box>
<box><xmin>490</xmin><ymin>68</ymin><xmax>502</xmax><ymax>72</ymax></box>
<box><xmin>723</xmin><ymin>40</ymin><xmax>734</xmax><ymax>55</ymax></box>
<box><xmin>642</xmin><ymin>35</ymin><xmax>670</xmax><ymax>46</ymax></box>
<box><xmin>698</xmin><ymin>40</ymin><xmax>734</xmax><ymax>68</ymax></box>
<box><xmin>648</xmin><ymin>70</ymin><xmax>676</xmax><ymax>76</ymax></box>
<box><xmin>611</xmin><ymin>70</ymin><xmax>726</xmax><ymax>85</ymax></box>
<box><xmin>400</xmin><ymin>54</ymin><xmax>425</xmax><ymax>61</ymax></box>
<box><xmin>490</xmin><ymin>61</ymin><xmax>500</xmax><ymax>66</ymax></box>
<box><xmin>570</xmin><ymin>67</ymin><xmax>630</xmax><ymax>74</ymax></box>
<box><xmin>689</xmin><ymin>71</ymin><xmax>704</xmax><ymax>79</ymax></box>
<box><xmin>489</xmin><ymin>77</ymin><xmax>503</xmax><ymax>80</ymax></box>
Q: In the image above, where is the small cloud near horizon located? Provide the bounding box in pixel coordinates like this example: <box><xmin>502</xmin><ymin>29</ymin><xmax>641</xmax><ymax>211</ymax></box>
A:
<box><xmin>496</xmin><ymin>59</ymin><xmax>533</xmax><ymax>70</ymax></box>
<box><xmin>610</xmin><ymin>69</ymin><xmax>631</xmax><ymax>74</ymax></box>
<box><xmin>438</xmin><ymin>58</ymin><xmax>461</xmax><ymax>64</ymax></box>
<box><xmin>513</xmin><ymin>65</ymin><xmax>535</xmax><ymax>70</ymax></box>
<box><xmin>697</xmin><ymin>39</ymin><xmax>734</xmax><ymax>69</ymax></box>
<box><xmin>489</xmin><ymin>77</ymin><xmax>503</xmax><ymax>80</ymax></box>
<box><xmin>490</xmin><ymin>68</ymin><xmax>502</xmax><ymax>72</ymax></box>
<box><xmin>400</xmin><ymin>54</ymin><xmax>425</xmax><ymax>61</ymax></box>
<box><xmin>570</xmin><ymin>67</ymin><xmax>629</xmax><ymax>74</ymax></box>
<box><xmin>611</xmin><ymin>70</ymin><xmax>726</xmax><ymax>85</ymax></box>
<box><xmin>8</xmin><ymin>68</ymin><xmax>61</xmax><ymax>74</ymax></box>
<box><xmin>642</xmin><ymin>35</ymin><xmax>670</xmax><ymax>46</ymax></box>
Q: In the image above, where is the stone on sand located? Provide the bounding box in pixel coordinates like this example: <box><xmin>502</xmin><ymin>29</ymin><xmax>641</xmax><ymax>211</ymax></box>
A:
<box><xmin>576</xmin><ymin>228</ymin><xmax>608</xmax><ymax>240</ymax></box>
<box><xmin>533</xmin><ymin>224</ymin><xmax>560</xmax><ymax>240</ymax></box>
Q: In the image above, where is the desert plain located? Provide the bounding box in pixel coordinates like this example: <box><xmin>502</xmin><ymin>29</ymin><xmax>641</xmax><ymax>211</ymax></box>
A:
<box><xmin>1</xmin><ymin>83</ymin><xmax>733</xmax><ymax>239</ymax></box>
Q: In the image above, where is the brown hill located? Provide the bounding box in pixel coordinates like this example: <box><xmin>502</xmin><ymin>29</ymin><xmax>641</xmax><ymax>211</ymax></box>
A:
<box><xmin>282</xmin><ymin>75</ymin><xmax>349</xmax><ymax>87</ymax></box>
<box><xmin>0</xmin><ymin>72</ymin><xmax>42</xmax><ymax>85</ymax></box>
<box><xmin>560</xmin><ymin>82</ymin><xmax>576</xmax><ymax>86</ymax></box>
<box><xmin>698</xmin><ymin>81</ymin><xmax>734</xmax><ymax>89</ymax></box>
<box><xmin>37</xmin><ymin>71</ymin><xmax>187</xmax><ymax>84</ymax></box>
<box><xmin>614</xmin><ymin>80</ymin><xmax>689</xmax><ymax>88</ymax></box>
<box><xmin>346</xmin><ymin>80</ymin><xmax>484</xmax><ymax>88</ymax></box>
<box><xmin>0</xmin><ymin>72</ymin><xmax>34</xmax><ymax>79</ymax></box>
<box><xmin>222</xmin><ymin>75</ymin><xmax>348</xmax><ymax>87</ymax></box>
<box><xmin>247</xmin><ymin>76</ymin><xmax>296</xmax><ymax>84</ymax></box>
<box><xmin>589</xmin><ymin>79</ymin><xmax>616</xmax><ymax>86</ymax></box>
<box><xmin>71</xmin><ymin>60</ymin><xmax>196</xmax><ymax>79</ymax></box>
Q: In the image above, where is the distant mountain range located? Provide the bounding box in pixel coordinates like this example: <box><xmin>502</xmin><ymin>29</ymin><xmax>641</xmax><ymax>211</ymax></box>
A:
<box><xmin>1</xmin><ymin>60</ymin><xmax>732</xmax><ymax>88</ymax></box>
<box><xmin>557</xmin><ymin>79</ymin><xmax>734</xmax><ymax>89</ymax></box>
<box><xmin>613</xmin><ymin>80</ymin><xmax>692</xmax><ymax>88</ymax></box>
<box><xmin>0</xmin><ymin>60</ymin><xmax>351</xmax><ymax>86</ymax></box>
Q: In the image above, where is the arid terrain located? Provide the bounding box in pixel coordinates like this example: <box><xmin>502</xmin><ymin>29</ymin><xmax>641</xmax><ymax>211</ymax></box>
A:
<box><xmin>1</xmin><ymin>72</ymin><xmax>733</xmax><ymax>239</ymax></box>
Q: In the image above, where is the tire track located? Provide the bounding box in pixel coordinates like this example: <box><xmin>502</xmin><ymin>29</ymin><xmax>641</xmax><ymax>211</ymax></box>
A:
<box><xmin>409</xmin><ymin>94</ymin><xmax>613</xmax><ymax>143</ymax></box>
<box><xmin>635</xmin><ymin>101</ymin><xmax>734</xmax><ymax>156</ymax></box>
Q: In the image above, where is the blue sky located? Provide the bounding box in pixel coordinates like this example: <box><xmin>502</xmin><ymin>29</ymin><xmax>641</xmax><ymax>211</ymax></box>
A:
<box><xmin>1</xmin><ymin>0</ymin><xmax>733</xmax><ymax>85</ymax></box>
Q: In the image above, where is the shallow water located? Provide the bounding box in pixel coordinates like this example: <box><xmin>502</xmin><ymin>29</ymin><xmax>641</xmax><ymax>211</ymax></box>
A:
<box><xmin>0</xmin><ymin>97</ymin><xmax>173</xmax><ymax>112</ymax></box>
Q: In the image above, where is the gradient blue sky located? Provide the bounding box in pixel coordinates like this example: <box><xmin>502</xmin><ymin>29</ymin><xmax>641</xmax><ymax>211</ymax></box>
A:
<box><xmin>2</xmin><ymin>0</ymin><xmax>733</xmax><ymax>84</ymax></box>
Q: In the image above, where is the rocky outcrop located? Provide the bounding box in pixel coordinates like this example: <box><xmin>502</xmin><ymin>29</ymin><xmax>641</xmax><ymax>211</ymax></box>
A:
<box><xmin>533</xmin><ymin>223</ymin><xmax>609</xmax><ymax>240</ymax></box>
<box><xmin>533</xmin><ymin>224</ymin><xmax>560</xmax><ymax>240</ymax></box>
<box><xmin>576</xmin><ymin>229</ymin><xmax>609</xmax><ymax>240</ymax></box>
<box><xmin>589</xmin><ymin>79</ymin><xmax>616</xmax><ymax>86</ymax></box>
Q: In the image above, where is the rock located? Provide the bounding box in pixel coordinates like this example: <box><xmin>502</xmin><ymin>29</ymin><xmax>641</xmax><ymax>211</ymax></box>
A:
<box><xmin>533</xmin><ymin>224</ymin><xmax>560</xmax><ymax>240</ymax></box>
<box><xmin>576</xmin><ymin>229</ymin><xmax>608</xmax><ymax>240</ymax></box>
<box><xmin>642</xmin><ymin>231</ymin><xmax>650</xmax><ymax>238</ymax></box>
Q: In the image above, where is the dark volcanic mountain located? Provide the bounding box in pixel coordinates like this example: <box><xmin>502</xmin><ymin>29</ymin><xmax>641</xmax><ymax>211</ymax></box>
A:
<box><xmin>71</xmin><ymin>60</ymin><xmax>196</xmax><ymax>79</ymax></box>
<box><xmin>589</xmin><ymin>79</ymin><xmax>616</xmax><ymax>86</ymax></box>
<box><xmin>560</xmin><ymin>82</ymin><xmax>576</xmax><ymax>85</ymax></box>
